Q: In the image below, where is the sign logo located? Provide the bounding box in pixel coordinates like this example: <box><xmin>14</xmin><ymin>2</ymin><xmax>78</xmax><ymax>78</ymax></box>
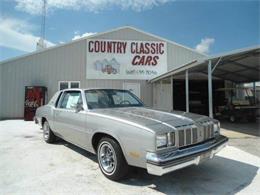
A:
<box><xmin>24</xmin><ymin>99</ymin><xmax>40</xmax><ymax>108</ymax></box>
<box><xmin>86</xmin><ymin>39</ymin><xmax>167</xmax><ymax>80</ymax></box>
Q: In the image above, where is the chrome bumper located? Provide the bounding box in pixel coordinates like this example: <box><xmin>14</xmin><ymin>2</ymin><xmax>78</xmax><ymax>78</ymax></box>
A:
<box><xmin>146</xmin><ymin>135</ymin><xmax>228</xmax><ymax>176</ymax></box>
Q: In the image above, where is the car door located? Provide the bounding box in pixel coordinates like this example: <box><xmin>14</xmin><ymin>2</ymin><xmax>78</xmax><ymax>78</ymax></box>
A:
<box><xmin>53</xmin><ymin>90</ymin><xmax>88</xmax><ymax>147</ymax></box>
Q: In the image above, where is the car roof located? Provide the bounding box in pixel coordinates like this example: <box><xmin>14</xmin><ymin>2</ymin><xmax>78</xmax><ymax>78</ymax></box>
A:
<box><xmin>59</xmin><ymin>88</ymin><xmax>128</xmax><ymax>93</ymax></box>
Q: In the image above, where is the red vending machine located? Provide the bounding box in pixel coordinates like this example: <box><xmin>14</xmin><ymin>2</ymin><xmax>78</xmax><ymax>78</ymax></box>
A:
<box><xmin>24</xmin><ymin>86</ymin><xmax>47</xmax><ymax>121</ymax></box>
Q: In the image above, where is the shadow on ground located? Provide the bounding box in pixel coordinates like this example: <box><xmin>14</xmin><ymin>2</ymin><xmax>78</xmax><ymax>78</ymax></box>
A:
<box><xmin>58</xmin><ymin>140</ymin><xmax>258</xmax><ymax>195</ymax></box>
<box><xmin>55</xmin><ymin>140</ymin><xmax>98</xmax><ymax>163</ymax></box>
<box><xmin>220</xmin><ymin>120</ymin><xmax>260</xmax><ymax>137</ymax></box>
<box><xmin>124</xmin><ymin>156</ymin><xmax>258</xmax><ymax>194</ymax></box>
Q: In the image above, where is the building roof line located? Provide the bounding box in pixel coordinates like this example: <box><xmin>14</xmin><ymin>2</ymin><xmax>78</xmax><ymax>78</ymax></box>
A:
<box><xmin>0</xmin><ymin>26</ymin><xmax>131</xmax><ymax>65</ymax></box>
<box><xmin>120</xmin><ymin>26</ymin><xmax>207</xmax><ymax>56</ymax></box>
<box><xmin>149</xmin><ymin>60</ymin><xmax>199</xmax><ymax>83</ymax></box>
<box><xmin>149</xmin><ymin>45</ymin><xmax>260</xmax><ymax>83</ymax></box>
<box><xmin>0</xmin><ymin>25</ymin><xmax>205</xmax><ymax>65</ymax></box>
<box><xmin>203</xmin><ymin>45</ymin><xmax>260</xmax><ymax>60</ymax></box>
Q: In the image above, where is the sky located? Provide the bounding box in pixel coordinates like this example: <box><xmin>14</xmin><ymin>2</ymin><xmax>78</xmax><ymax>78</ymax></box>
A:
<box><xmin>0</xmin><ymin>0</ymin><xmax>259</xmax><ymax>61</ymax></box>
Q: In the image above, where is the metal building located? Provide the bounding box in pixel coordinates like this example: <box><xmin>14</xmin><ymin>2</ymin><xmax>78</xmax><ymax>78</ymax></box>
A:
<box><xmin>0</xmin><ymin>26</ymin><xmax>205</xmax><ymax>119</ymax></box>
<box><xmin>150</xmin><ymin>46</ymin><xmax>260</xmax><ymax>118</ymax></box>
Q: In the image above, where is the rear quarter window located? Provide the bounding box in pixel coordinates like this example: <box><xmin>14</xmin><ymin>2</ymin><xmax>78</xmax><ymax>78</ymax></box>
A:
<box><xmin>48</xmin><ymin>92</ymin><xmax>62</xmax><ymax>107</ymax></box>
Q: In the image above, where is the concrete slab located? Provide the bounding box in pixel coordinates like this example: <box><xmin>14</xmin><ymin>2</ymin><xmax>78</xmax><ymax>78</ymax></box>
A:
<box><xmin>0</xmin><ymin>120</ymin><xmax>260</xmax><ymax>194</ymax></box>
<box><xmin>221</xmin><ymin>129</ymin><xmax>256</xmax><ymax>139</ymax></box>
<box><xmin>221</xmin><ymin>121</ymin><xmax>260</xmax><ymax>137</ymax></box>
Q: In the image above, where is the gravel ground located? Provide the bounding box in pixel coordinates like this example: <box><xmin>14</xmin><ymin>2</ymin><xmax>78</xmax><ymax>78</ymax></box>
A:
<box><xmin>0</xmin><ymin>120</ymin><xmax>260</xmax><ymax>195</ymax></box>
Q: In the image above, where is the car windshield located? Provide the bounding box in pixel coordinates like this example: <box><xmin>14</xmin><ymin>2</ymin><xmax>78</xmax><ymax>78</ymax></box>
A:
<box><xmin>85</xmin><ymin>89</ymin><xmax>144</xmax><ymax>109</ymax></box>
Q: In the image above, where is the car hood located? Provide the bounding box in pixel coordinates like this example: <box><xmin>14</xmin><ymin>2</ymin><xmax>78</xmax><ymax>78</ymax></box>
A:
<box><xmin>91</xmin><ymin>107</ymin><xmax>212</xmax><ymax>133</ymax></box>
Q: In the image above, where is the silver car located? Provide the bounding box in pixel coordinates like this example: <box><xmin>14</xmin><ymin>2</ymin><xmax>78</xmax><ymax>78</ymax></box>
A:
<box><xmin>35</xmin><ymin>88</ymin><xmax>228</xmax><ymax>181</ymax></box>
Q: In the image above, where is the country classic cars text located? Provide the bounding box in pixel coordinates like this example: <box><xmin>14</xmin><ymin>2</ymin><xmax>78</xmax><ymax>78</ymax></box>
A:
<box><xmin>88</xmin><ymin>40</ymin><xmax>165</xmax><ymax>66</ymax></box>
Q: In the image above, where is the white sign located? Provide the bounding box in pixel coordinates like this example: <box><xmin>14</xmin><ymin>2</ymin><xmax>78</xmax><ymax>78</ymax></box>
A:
<box><xmin>86</xmin><ymin>39</ymin><xmax>167</xmax><ymax>80</ymax></box>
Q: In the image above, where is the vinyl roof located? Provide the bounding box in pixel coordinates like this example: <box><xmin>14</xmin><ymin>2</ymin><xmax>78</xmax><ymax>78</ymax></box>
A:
<box><xmin>150</xmin><ymin>45</ymin><xmax>260</xmax><ymax>83</ymax></box>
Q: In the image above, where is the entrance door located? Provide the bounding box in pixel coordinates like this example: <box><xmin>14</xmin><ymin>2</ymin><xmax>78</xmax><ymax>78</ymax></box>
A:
<box><xmin>123</xmin><ymin>83</ymin><xmax>140</xmax><ymax>98</ymax></box>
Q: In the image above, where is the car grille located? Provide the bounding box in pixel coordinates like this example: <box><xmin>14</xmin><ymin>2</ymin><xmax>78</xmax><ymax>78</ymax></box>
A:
<box><xmin>177</xmin><ymin>121</ymin><xmax>214</xmax><ymax>148</ymax></box>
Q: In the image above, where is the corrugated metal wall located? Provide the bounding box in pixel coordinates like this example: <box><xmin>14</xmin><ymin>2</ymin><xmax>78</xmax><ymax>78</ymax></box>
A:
<box><xmin>1</xmin><ymin>41</ymin><xmax>86</xmax><ymax>119</ymax></box>
<box><xmin>0</xmin><ymin>27</ymin><xmax>204</xmax><ymax>119</ymax></box>
<box><xmin>0</xmin><ymin>64</ymin><xmax>2</xmax><ymax>119</ymax></box>
<box><xmin>167</xmin><ymin>44</ymin><xmax>204</xmax><ymax>70</ymax></box>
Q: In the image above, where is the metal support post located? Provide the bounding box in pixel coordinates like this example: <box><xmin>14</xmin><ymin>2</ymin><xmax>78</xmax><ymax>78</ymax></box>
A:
<box><xmin>208</xmin><ymin>60</ymin><xmax>213</xmax><ymax>118</ymax></box>
<box><xmin>170</xmin><ymin>76</ymin><xmax>173</xmax><ymax>111</ymax></box>
<box><xmin>185</xmin><ymin>70</ymin><xmax>189</xmax><ymax>113</ymax></box>
<box><xmin>253</xmin><ymin>82</ymin><xmax>257</xmax><ymax>104</ymax></box>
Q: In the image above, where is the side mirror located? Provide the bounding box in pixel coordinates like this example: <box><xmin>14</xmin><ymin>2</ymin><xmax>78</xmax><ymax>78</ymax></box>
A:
<box><xmin>75</xmin><ymin>102</ymin><xmax>84</xmax><ymax>112</ymax></box>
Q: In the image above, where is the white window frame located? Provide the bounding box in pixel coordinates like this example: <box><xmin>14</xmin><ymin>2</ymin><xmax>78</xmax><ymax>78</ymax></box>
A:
<box><xmin>58</xmin><ymin>81</ymin><xmax>81</xmax><ymax>90</ymax></box>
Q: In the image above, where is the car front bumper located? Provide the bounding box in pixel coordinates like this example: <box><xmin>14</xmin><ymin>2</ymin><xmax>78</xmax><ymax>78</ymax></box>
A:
<box><xmin>146</xmin><ymin>135</ymin><xmax>228</xmax><ymax>176</ymax></box>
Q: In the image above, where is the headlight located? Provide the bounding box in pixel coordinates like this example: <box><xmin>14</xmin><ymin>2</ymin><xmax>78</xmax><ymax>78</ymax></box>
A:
<box><xmin>213</xmin><ymin>121</ymin><xmax>220</xmax><ymax>135</ymax></box>
<box><xmin>156</xmin><ymin>134</ymin><xmax>167</xmax><ymax>149</ymax></box>
<box><xmin>167</xmin><ymin>132</ymin><xmax>175</xmax><ymax>146</ymax></box>
<box><xmin>156</xmin><ymin>132</ymin><xmax>175</xmax><ymax>149</ymax></box>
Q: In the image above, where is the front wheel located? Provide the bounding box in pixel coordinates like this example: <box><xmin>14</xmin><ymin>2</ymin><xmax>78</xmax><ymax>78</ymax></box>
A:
<box><xmin>97</xmin><ymin>137</ymin><xmax>128</xmax><ymax>181</ymax></box>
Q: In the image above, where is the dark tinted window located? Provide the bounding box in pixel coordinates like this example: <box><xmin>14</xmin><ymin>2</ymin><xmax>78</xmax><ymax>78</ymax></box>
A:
<box><xmin>71</xmin><ymin>82</ymin><xmax>80</xmax><ymax>88</ymax></box>
<box><xmin>60</xmin><ymin>82</ymin><xmax>69</xmax><ymax>90</ymax></box>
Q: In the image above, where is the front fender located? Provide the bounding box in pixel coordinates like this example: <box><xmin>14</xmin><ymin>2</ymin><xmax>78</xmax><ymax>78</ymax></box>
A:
<box><xmin>91</xmin><ymin>130</ymin><xmax>125</xmax><ymax>154</ymax></box>
<box><xmin>91</xmin><ymin>127</ymin><xmax>154</xmax><ymax>168</ymax></box>
<box><xmin>86</xmin><ymin>112</ymin><xmax>155</xmax><ymax>168</ymax></box>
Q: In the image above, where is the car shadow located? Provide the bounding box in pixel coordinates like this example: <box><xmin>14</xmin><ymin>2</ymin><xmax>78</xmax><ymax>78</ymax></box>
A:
<box><xmin>122</xmin><ymin>156</ymin><xmax>258</xmax><ymax>194</ymax></box>
<box><xmin>54</xmin><ymin>139</ymin><xmax>98</xmax><ymax>163</ymax></box>
<box><xmin>53</xmin><ymin>139</ymin><xmax>258</xmax><ymax>195</ymax></box>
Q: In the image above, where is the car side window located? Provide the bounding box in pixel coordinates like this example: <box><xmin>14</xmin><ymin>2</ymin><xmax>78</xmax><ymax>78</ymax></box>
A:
<box><xmin>58</xmin><ymin>91</ymin><xmax>82</xmax><ymax>110</ymax></box>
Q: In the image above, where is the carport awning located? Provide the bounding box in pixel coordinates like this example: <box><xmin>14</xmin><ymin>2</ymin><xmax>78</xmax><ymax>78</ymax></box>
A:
<box><xmin>150</xmin><ymin>45</ymin><xmax>260</xmax><ymax>83</ymax></box>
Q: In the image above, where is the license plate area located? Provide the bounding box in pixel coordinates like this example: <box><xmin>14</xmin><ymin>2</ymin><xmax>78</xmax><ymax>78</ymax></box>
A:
<box><xmin>200</xmin><ymin>151</ymin><xmax>211</xmax><ymax>162</ymax></box>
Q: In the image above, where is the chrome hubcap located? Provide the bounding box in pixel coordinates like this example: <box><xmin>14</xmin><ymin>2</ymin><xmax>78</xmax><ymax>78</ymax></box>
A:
<box><xmin>43</xmin><ymin>123</ymin><xmax>49</xmax><ymax>140</ymax></box>
<box><xmin>98</xmin><ymin>142</ymin><xmax>117</xmax><ymax>174</ymax></box>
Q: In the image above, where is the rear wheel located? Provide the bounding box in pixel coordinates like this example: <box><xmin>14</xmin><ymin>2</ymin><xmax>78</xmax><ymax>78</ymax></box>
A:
<box><xmin>97</xmin><ymin>137</ymin><xmax>128</xmax><ymax>181</ymax></box>
<box><xmin>43</xmin><ymin>121</ymin><xmax>56</xmax><ymax>143</ymax></box>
